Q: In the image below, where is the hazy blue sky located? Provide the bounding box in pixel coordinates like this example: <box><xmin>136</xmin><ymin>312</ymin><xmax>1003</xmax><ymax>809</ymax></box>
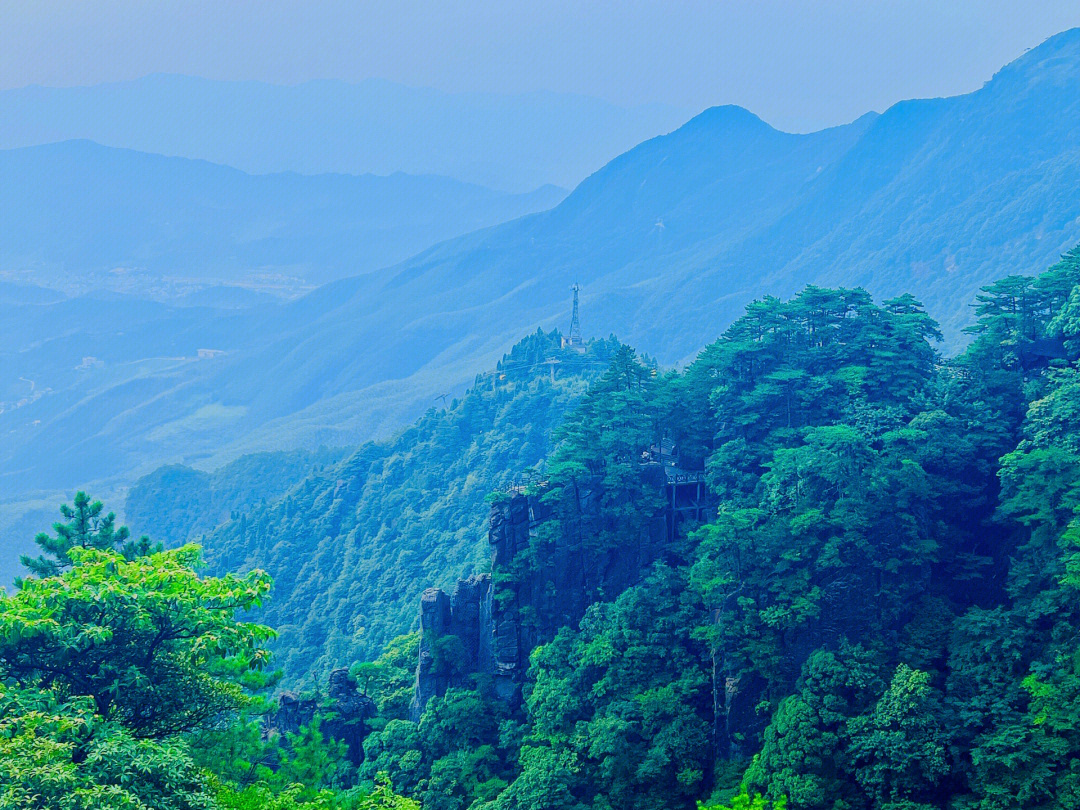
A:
<box><xmin>3</xmin><ymin>1</ymin><xmax>1079</xmax><ymax>131</ymax></box>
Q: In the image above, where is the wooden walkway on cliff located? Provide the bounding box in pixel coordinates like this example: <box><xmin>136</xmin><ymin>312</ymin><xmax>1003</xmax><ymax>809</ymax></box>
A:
<box><xmin>659</xmin><ymin>464</ymin><xmax>711</xmax><ymax>539</ymax></box>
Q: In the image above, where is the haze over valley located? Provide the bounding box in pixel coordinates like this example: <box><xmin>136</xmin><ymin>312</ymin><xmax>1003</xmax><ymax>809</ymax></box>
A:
<box><xmin>4</xmin><ymin>30</ymin><xmax>1080</xmax><ymax>584</ymax></box>
<box><xmin>5</xmin><ymin>8</ymin><xmax>1080</xmax><ymax>808</ymax></box>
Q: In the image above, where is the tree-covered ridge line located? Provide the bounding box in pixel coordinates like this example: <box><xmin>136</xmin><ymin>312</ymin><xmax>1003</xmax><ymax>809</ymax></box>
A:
<box><xmin>126</xmin><ymin>331</ymin><xmax>622</xmax><ymax>684</ymax></box>
<box><xmin>357</xmin><ymin>246</ymin><xmax>1080</xmax><ymax>809</ymax></box>
<box><xmin>5</xmin><ymin>245</ymin><xmax>1080</xmax><ymax>808</ymax></box>
<box><xmin>125</xmin><ymin>447</ymin><xmax>349</xmax><ymax>550</ymax></box>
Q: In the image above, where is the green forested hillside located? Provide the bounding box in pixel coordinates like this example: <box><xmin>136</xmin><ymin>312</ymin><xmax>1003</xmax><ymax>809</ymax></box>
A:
<box><xmin>168</xmin><ymin>332</ymin><xmax>620</xmax><ymax>680</ymax></box>
<box><xmin>354</xmin><ymin>246</ymin><xmax>1080</xmax><ymax>809</ymax></box>
<box><xmin>125</xmin><ymin>447</ymin><xmax>347</xmax><ymax>547</ymax></box>
<box><xmin>6</xmin><ymin>247</ymin><xmax>1080</xmax><ymax>808</ymax></box>
<box><xmin>6</xmin><ymin>31</ymin><xmax>1080</xmax><ymax>577</ymax></box>
<box><xmin>0</xmin><ymin>498</ymin><xmax>421</xmax><ymax>809</ymax></box>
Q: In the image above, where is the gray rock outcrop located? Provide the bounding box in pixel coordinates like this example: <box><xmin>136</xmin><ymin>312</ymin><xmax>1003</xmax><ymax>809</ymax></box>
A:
<box><xmin>412</xmin><ymin>475</ymin><xmax>670</xmax><ymax>717</ymax></box>
<box><xmin>268</xmin><ymin>667</ymin><xmax>375</xmax><ymax>764</ymax></box>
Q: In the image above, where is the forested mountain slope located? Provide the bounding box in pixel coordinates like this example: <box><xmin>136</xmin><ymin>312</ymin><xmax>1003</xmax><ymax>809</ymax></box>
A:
<box><xmin>126</xmin><ymin>332</ymin><xmax>620</xmax><ymax>680</ymax></box>
<box><xmin>5</xmin><ymin>30</ymin><xmax>1080</xmax><ymax>596</ymax></box>
<box><xmin>9</xmin><ymin>246</ymin><xmax>1080</xmax><ymax>808</ymax></box>
<box><xmin>350</xmin><ymin>246</ymin><xmax>1080</xmax><ymax>810</ymax></box>
<box><xmin>124</xmin><ymin>447</ymin><xmax>346</xmax><ymax>547</ymax></box>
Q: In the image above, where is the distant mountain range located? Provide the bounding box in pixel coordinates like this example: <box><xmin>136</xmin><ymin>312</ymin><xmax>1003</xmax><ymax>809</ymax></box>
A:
<box><xmin>3</xmin><ymin>29</ymin><xmax>1080</xmax><ymax>581</ymax></box>
<box><xmin>0</xmin><ymin>140</ymin><xmax>566</xmax><ymax>293</ymax></box>
<box><xmin>0</xmin><ymin>75</ymin><xmax>692</xmax><ymax>191</ymax></box>
<box><xmin>341</xmin><ymin>27</ymin><xmax>1080</xmax><ymax>360</ymax></box>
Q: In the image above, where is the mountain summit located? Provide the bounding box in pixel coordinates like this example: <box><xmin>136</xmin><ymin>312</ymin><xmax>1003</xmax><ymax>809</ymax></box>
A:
<box><xmin>330</xmin><ymin>26</ymin><xmax>1080</xmax><ymax>363</ymax></box>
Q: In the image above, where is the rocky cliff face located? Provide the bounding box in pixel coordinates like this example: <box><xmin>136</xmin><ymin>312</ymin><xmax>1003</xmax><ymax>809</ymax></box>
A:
<box><xmin>268</xmin><ymin>667</ymin><xmax>376</xmax><ymax>764</ymax></box>
<box><xmin>412</xmin><ymin>476</ymin><xmax>669</xmax><ymax>718</ymax></box>
<box><xmin>411</xmin><ymin>575</ymin><xmax>495</xmax><ymax>716</ymax></box>
<box><xmin>406</xmin><ymin>471</ymin><xmax>766</xmax><ymax>760</ymax></box>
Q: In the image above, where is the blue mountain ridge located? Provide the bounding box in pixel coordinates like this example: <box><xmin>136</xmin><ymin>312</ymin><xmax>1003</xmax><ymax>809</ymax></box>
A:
<box><xmin>3</xmin><ymin>29</ymin><xmax>1080</xmax><ymax>569</ymax></box>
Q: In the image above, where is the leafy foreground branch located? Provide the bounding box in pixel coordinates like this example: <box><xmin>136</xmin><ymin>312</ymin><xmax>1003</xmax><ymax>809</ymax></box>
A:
<box><xmin>0</xmin><ymin>523</ymin><xmax>418</xmax><ymax>810</ymax></box>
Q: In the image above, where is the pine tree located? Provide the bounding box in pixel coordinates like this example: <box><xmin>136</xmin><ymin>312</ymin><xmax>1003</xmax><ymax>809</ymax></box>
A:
<box><xmin>17</xmin><ymin>491</ymin><xmax>159</xmax><ymax>584</ymax></box>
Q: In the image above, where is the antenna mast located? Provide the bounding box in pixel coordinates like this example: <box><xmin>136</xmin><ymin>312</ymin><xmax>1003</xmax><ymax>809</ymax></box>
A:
<box><xmin>569</xmin><ymin>283</ymin><xmax>582</xmax><ymax>344</ymax></box>
<box><xmin>562</xmin><ymin>284</ymin><xmax>585</xmax><ymax>351</ymax></box>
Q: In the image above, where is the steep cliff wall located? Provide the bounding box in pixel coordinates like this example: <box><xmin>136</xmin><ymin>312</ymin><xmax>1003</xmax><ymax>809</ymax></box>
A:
<box><xmin>411</xmin><ymin>574</ymin><xmax>496</xmax><ymax>716</ymax></box>
<box><xmin>267</xmin><ymin>668</ymin><xmax>376</xmax><ymax>764</ymax></box>
<box><xmin>412</xmin><ymin>475</ymin><xmax>671</xmax><ymax>717</ymax></box>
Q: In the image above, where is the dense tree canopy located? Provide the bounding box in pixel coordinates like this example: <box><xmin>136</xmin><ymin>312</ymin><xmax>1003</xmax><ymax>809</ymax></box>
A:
<box><xmin>7</xmin><ymin>246</ymin><xmax>1080</xmax><ymax>809</ymax></box>
<box><xmin>0</xmin><ymin>503</ymin><xmax>421</xmax><ymax>809</ymax></box>
<box><xmin>372</xmin><ymin>246</ymin><xmax>1080</xmax><ymax>809</ymax></box>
